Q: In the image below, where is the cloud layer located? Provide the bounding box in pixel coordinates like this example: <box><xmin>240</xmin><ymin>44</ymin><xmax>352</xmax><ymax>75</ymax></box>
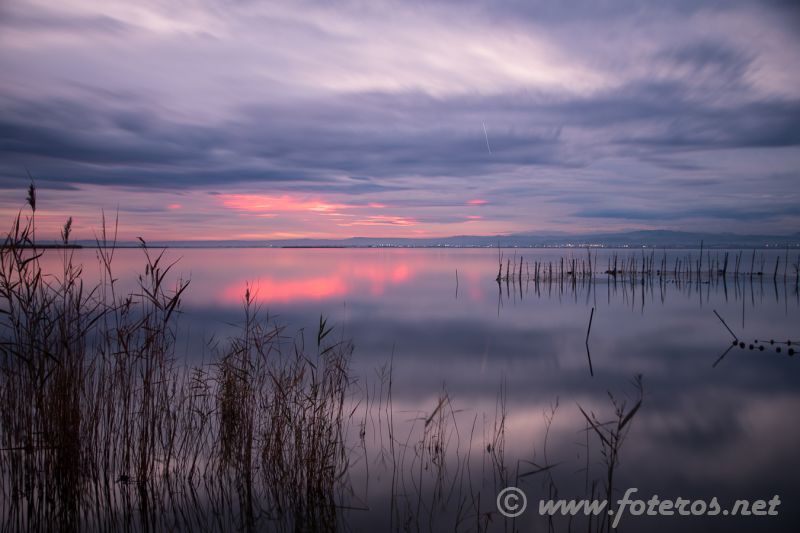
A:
<box><xmin>1</xmin><ymin>0</ymin><xmax>799</xmax><ymax>239</ymax></box>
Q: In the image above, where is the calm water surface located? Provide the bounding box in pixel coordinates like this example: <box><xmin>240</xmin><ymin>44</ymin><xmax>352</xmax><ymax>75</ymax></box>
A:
<box><xmin>40</xmin><ymin>247</ymin><xmax>800</xmax><ymax>531</ymax></box>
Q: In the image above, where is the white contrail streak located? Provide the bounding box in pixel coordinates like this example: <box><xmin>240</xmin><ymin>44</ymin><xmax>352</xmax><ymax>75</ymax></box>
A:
<box><xmin>482</xmin><ymin>122</ymin><xmax>492</xmax><ymax>154</ymax></box>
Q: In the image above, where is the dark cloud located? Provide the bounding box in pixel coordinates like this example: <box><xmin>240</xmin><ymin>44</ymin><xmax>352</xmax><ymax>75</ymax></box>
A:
<box><xmin>5</xmin><ymin>81</ymin><xmax>798</xmax><ymax>191</ymax></box>
<box><xmin>639</xmin><ymin>157</ymin><xmax>710</xmax><ymax>172</ymax></box>
<box><xmin>422</xmin><ymin>0</ymin><xmax>763</xmax><ymax>24</ymax></box>
<box><xmin>613</xmin><ymin>100</ymin><xmax>800</xmax><ymax>150</ymax></box>
<box><xmin>574</xmin><ymin>205</ymin><xmax>798</xmax><ymax>222</ymax></box>
<box><xmin>1</xmin><ymin>91</ymin><xmax>568</xmax><ymax>188</ymax></box>
<box><xmin>0</xmin><ymin>4</ymin><xmax>131</xmax><ymax>34</ymax></box>
<box><xmin>658</xmin><ymin>40</ymin><xmax>753</xmax><ymax>80</ymax></box>
<box><xmin>0</xmin><ymin>97</ymin><xmax>221</xmax><ymax>165</ymax></box>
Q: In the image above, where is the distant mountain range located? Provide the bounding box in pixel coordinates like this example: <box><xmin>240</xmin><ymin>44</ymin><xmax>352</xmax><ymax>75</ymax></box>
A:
<box><xmin>70</xmin><ymin>230</ymin><xmax>800</xmax><ymax>249</ymax></box>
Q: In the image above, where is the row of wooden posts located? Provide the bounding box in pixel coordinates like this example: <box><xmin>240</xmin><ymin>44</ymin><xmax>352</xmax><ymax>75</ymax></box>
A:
<box><xmin>495</xmin><ymin>245</ymin><xmax>800</xmax><ymax>286</ymax></box>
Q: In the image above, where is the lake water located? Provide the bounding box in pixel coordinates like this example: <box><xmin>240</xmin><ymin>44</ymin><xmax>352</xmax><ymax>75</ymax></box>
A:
<box><xmin>33</xmin><ymin>247</ymin><xmax>800</xmax><ymax>531</ymax></box>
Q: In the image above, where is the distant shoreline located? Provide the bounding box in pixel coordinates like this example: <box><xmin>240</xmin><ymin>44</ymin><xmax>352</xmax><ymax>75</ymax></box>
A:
<box><xmin>20</xmin><ymin>244</ymin><xmax>800</xmax><ymax>250</ymax></box>
<box><xmin>0</xmin><ymin>244</ymin><xmax>83</xmax><ymax>249</ymax></box>
<box><xmin>8</xmin><ymin>230</ymin><xmax>797</xmax><ymax>250</ymax></box>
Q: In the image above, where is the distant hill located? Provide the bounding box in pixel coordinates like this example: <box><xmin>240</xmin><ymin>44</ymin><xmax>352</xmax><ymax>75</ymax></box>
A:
<box><xmin>71</xmin><ymin>230</ymin><xmax>800</xmax><ymax>249</ymax></box>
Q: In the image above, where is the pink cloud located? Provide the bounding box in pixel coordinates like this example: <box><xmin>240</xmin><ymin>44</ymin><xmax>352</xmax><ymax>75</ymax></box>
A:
<box><xmin>219</xmin><ymin>193</ymin><xmax>351</xmax><ymax>214</ymax></box>
<box><xmin>338</xmin><ymin>215</ymin><xmax>417</xmax><ymax>227</ymax></box>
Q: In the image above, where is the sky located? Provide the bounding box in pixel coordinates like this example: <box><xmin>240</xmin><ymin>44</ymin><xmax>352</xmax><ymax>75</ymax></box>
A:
<box><xmin>1</xmin><ymin>0</ymin><xmax>799</xmax><ymax>241</ymax></box>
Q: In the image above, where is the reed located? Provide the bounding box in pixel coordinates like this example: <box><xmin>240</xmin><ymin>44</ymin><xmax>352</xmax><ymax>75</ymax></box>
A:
<box><xmin>1</xmin><ymin>191</ymin><xmax>653</xmax><ymax>532</ymax></box>
<box><xmin>0</xmin><ymin>191</ymin><xmax>354</xmax><ymax>531</ymax></box>
<box><xmin>579</xmin><ymin>375</ymin><xmax>643</xmax><ymax>533</ymax></box>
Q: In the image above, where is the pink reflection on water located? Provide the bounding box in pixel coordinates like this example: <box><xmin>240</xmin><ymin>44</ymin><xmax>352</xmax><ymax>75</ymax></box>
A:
<box><xmin>222</xmin><ymin>276</ymin><xmax>349</xmax><ymax>303</ymax></box>
<box><xmin>34</xmin><ymin>248</ymin><xmax>492</xmax><ymax>306</ymax></box>
<box><xmin>214</xmin><ymin>251</ymin><xmax>423</xmax><ymax>304</ymax></box>
<box><xmin>350</xmin><ymin>264</ymin><xmax>411</xmax><ymax>296</ymax></box>
<box><xmin>462</xmin><ymin>269</ymin><xmax>485</xmax><ymax>301</ymax></box>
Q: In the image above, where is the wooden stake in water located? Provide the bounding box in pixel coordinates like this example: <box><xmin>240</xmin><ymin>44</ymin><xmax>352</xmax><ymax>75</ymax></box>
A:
<box><xmin>585</xmin><ymin>307</ymin><xmax>595</xmax><ymax>377</ymax></box>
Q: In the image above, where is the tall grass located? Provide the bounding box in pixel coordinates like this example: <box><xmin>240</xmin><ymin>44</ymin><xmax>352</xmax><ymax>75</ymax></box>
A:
<box><xmin>0</xmin><ymin>195</ymin><xmax>354</xmax><ymax>531</ymax></box>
